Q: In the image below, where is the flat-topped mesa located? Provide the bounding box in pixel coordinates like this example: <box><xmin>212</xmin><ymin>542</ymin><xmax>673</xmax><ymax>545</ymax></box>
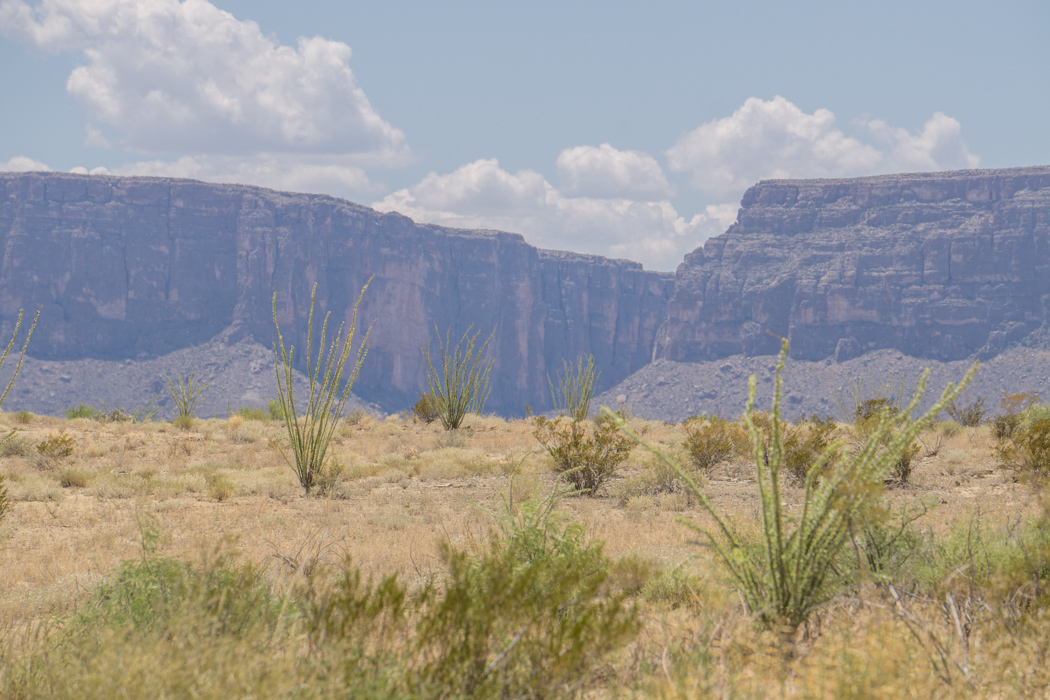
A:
<box><xmin>0</xmin><ymin>172</ymin><xmax>673</xmax><ymax>414</ymax></box>
<box><xmin>656</xmin><ymin>166</ymin><xmax>1050</xmax><ymax>363</ymax></box>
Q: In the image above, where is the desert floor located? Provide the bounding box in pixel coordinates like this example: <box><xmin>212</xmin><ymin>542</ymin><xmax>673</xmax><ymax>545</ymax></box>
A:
<box><xmin>0</xmin><ymin>408</ymin><xmax>1045</xmax><ymax>697</ymax></box>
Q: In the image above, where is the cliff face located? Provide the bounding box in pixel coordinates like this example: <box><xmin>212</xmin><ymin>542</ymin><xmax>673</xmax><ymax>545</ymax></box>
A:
<box><xmin>0</xmin><ymin>172</ymin><xmax>673</xmax><ymax>414</ymax></box>
<box><xmin>656</xmin><ymin>167</ymin><xmax>1050</xmax><ymax>363</ymax></box>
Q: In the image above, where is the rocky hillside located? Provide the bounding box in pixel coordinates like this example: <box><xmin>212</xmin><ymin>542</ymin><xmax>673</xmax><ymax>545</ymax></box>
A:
<box><xmin>4</xmin><ymin>166</ymin><xmax>1050</xmax><ymax>421</ymax></box>
<box><xmin>595</xmin><ymin>346</ymin><xmax>1050</xmax><ymax>423</ymax></box>
<box><xmin>0</xmin><ymin>173</ymin><xmax>672</xmax><ymax>415</ymax></box>
<box><xmin>656</xmin><ymin>166</ymin><xmax>1050</xmax><ymax>364</ymax></box>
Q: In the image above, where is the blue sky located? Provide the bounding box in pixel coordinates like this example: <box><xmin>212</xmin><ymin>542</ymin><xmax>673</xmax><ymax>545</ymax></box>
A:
<box><xmin>1</xmin><ymin>0</ymin><xmax>1047</xmax><ymax>270</ymax></box>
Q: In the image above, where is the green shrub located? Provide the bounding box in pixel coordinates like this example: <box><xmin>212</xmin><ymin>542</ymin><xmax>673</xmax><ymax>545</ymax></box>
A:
<box><xmin>900</xmin><ymin>510</ymin><xmax>1050</xmax><ymax>603</ymax></box>
<box><xmin>412</xmin><ymin>392</ymin><xmax>439</xmax><ymax>424</ymax></box>
<box><xmin>682</xmin><ymin>416</ymin><xmax>748</xmax><ymax>473</ymax></box>
<box><xmin>99</xmin><ymin>405</ymin><xmax>131</xmax><ymax>422</ymax></box>
<box><xmin>615</xmin><ymin>340</ymin><xmax>976</xmax><ymax>640</ymax></box>
<box><xmin>790</xmin><ymin>415</ymin><xmax>840</xmax><ymax>482</ymax></box>
<box><xmin>891</xmin><ymin>442</ymin><xmax>921</xmax><ymax>483</ymax></box>
<box><xmin>997</xmin><ymin>417</ymin><xmax>1050</xmax><ymax>483</ymax></box>
<box><xmin>344</xmin><ymin>408</ymin><xmax>369</xmax><ymax>427</ymax></box>
<box><xmin>2</xmin><ymin>549</ymin><xmax>302</xmax><ymax>698</ymax></box>
<box><xmin>750</xmin><ymin>412</ymin><xmax>840</xmax><ymax>484</ymax></box>
<box><xmin>2</xmin><ymin>487</ymin><xmax>640</xmax><ymax>699</ymax></box>
<box><xmin>12</xmin><ymin>410</ymin><xmax>32</xmax><ymax>425</ymax></box>
<box><xmin>266</xmin><ymin>398</ymin><xmax>286</xmax><ymax>421</ymax></box>
<box><xmin>59</xmin><ymin>468</ymin><xmax>91</xmax><ymax>488</ymax></box>
<box><xmin>75</xmin><ymin>402</ymin><xmax>130</xmax><ymax>422</ymax></box>
<box><xmin>87</xmin><ymin>556</ymin><xmax>277</xmax><ymax>634</ymax></box>
<box><xmin>853</xmin><ymin>399</ymin><xmax>921</xmax><ymax>485</ymax></box>
<box><xmin>1030</xmin><ymin>403</ymin><xmax>1050</xmax><ymax>424</ymax></box>
<box><xmin>314</xmin><ymin>461</ymin><xmax>347</xmax><ymax>498</ymax></box>
<box><xmin>233</xmin><ymin>405</ymin><xmax>269</xmax><ymax>421</ymax></box>
<box><xmin>206</xmin><ymin>473</ymin><xmax>236</xmax><ymax>502</ymax></box>
<box><xmin>80</xmin><ymin>398</ymin><xmax>161</xmax><ymax>424</ymax></box>
<box><xmin>36</xmin><ymin>433</ymin><xmax>75</xmax><ymax>469</ymax></box>
<box><xmin>830</xmin><ymin>368</ymin><xmax>908</xmax><ymax>425</ymax></box>
<box><xmin>533</xmin><ymin>414</ymin><xmax>632</xmax><ymax>495</ymax></box>
<box><xmin>993</xmin><ymin>391</ymin><xmax>1040</xmax><ymax>439</ymax></box>
<box><xmin>172</xmin><ymin>414</ymin><xmax>194</xmax><ymax>431</ymax></box>
<box><xmin>946</xmin><ymin>395</ymin><xmax>987</xmax><ymax>427</ymax></box>
<box><xmin>424</xmin><ymin>325</ymin><xmax>494</xmax><ymax>431</ymax></box>
<box><xmin>936</xmin><ymin>419</ymin><xmax>962</xmax><ymax>437</ymax></box>
<box><xmin>411</xmin><ymin>486</ymin><xmax>639</xmax><ymax>697</ymax></box>
<box><xmin>994</xmin><ymin>414</ymin><xmax>1022</xmax><ymax>440</ymax></box>
<box><xmin>300</xmin><ymin>484</ymin><xmax>639</xmax><ymax>696</ymax></box>
<box><xmin>272</xmin><ymin>280</ymin><xmax>372</xmax><ymax>495</ymax></box>
<box><xmin>617</xmin><ymin>456</ymin><xmax>692</xmax><ymax>504</ymax></box>
<box><xmin>0</xmin><ymin>435</ymin><xmax>30</xmax><ymax>457</ymax></box>
<box><xmin>66</xmin><ymin>403</ymin><xmax>97</xmax><ymax>419</ymax></box>
<box><xmin>856</xmin><ymin>501</ymin><xmax>929</xmax><ymax>586</ymax></box>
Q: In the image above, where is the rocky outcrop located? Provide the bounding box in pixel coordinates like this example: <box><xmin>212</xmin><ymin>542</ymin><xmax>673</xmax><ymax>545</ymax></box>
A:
<box><xmin>0</xmin><ymin>172</ymin><xmax>673</xmax><ymax>414</ymax></box>
<box><xmin>656</xmin><ymin>166</ymin><xmax>1050</xmax><ymax>364</ymax></box>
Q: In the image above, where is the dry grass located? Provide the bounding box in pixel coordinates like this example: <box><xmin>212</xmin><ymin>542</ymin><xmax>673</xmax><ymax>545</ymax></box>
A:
<box><xmin>0</xmin><ymin>409</ymin><xmax>1044</xmax><ymax>697</ymax></box>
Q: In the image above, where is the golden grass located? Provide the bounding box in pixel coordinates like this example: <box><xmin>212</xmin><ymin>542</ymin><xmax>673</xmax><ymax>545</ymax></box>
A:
<box><xmin>0</xmin><ymin>409</ymin><xmax>1045</xmax><ymax>697</ymax></box>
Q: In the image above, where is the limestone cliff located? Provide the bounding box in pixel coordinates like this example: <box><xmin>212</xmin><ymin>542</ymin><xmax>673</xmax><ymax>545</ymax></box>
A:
<box><xmin>0</xmin><ymin>172</ymin><xmax>673</xmax><ymax>414</ymax></box>
<box><xmin>656</xmin><ymin>166</ymin><xmax>1050</xmax><ymax>364</ymax></box>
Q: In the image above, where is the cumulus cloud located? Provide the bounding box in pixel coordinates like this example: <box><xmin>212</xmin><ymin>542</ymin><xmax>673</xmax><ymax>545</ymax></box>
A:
<box><xmin>373</xmin><ymin>157</ymin><xmax>732</xmax><ymax>271</ymax></box>
<box><xmin>90</xmin><ymin>154</ymin><xmax>380</xmax><ymax>198</ymax></box>
<box><xmin>0</xmin><ymin>0</ymin><xmax>408</xmax><ymax>196</ymax></box>
<box><xmin>372</xmin><ymin>97</ymin><xmax>980</xmax><ymax>271</ymax></box>
<box><xmin>0</xmin><ymin>155</ymin><xmax>51</xmax><ymax>171</ymax></box>
<box><xmin>667</xmin><ymin>96</ymin><xmax>979</xmax><ymax>199</ymax></box>
<box><xmin>863</xmin><ymin>112</ymin><xmax>980</xmax><ymax>173</ymax></box>
<box><xmin>556</xmin><ymin>143</ymin><xmax>672</xmax><ymax>199</ymax></box>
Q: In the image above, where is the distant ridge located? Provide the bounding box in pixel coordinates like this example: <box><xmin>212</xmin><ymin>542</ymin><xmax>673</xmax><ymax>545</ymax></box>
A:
<box><xmin>0</xmin><ymin>171</ymin><xmax>672</xmax><ymax>415</ymax></box>
<box><xmin>657</xmin><ymin>165</ymin><xmax>1050</xmax><ymax>364</ymax></box>
<box><xmin>3</xmin><ymin>166</ymin><xmax>1050</xmax><ymax>418</ymax></box>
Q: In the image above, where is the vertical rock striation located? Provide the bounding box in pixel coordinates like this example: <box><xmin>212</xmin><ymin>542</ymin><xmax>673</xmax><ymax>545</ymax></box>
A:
<box><xmin>656</xmin><ymin>167</ymin><xmax>1050</xmax><ymax>364</ymax></box>
<box><xmin>0</xmin><ymin>172</ymin><xmax>673</xmax><ymax>414</ymax></box>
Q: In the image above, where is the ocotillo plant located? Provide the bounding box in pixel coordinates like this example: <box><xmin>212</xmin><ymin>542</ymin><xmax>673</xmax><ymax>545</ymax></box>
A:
<box><xmin>166</xmin><ymin>372</ymin><xmax>212</xmax><ymax>428</ymax></box>
<box><xmin>548</xmin><ymin>355</ymin><xmax>598</xmax><ymax>421</ymax></box>
<box><xmin>0</xmin><ymin>308</ymin><xmax>37</xmax><ymax>524</ymax></box>
<box><xmin>612</xmin><ymin>339</ymin><xmax>977</xmax><ymax>642</ymax></box>
<box><xmin>272</xmin><ymin>280</ymin><xmax>372</xmax><ymax>494</ymax></box>
<box><xmin>423</xmin><ymin>326</ymin><xmax>493</xmax><ymax>431</ymax></box>
<box><xmin>0</xmin><ymin>308</ymin><xmax>36</xmax><ymax>417</ymax></box>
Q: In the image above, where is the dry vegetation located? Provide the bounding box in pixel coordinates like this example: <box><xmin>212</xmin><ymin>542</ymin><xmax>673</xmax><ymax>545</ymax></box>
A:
<box><xmin>1</xmin><ymin>393</ymin><xmax>1049</xmax><ymax>697</ymax></box>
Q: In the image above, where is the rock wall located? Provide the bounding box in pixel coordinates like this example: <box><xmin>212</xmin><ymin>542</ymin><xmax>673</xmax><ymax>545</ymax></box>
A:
<box><xmin>656</xmin><ymin>166</ymin><xmax>1050</xmax><ymax>363</ymax></box>
<box><xmin>0</xmin><ymin>172</ymin><xmax>673</xmax><ymax>414</ymax></box>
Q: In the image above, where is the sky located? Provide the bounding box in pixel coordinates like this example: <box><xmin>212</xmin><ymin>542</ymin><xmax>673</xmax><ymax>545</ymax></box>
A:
<box><xmin>1</xmin><ymin>1</ymin><xmax>1047</xmax><ymax>271</ymax></box>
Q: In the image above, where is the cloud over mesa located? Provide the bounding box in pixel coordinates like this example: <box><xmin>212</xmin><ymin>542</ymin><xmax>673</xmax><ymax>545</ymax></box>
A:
<box><xmin>373</xmin><ymin>154</ymin><xmax>733</xmax><ymax>271</ymax></box>
<box><xmin>0</xmin><ymin>5</ymin><xmax>983</xmax><ymax>274</ymax></box>
<box><xmin>374</xmin><ymin>98</ymin><xmax>979</xmax><ymax>271</ymax></box>
<box><xmin>557</xmin><ymin>143</ymin><xmax>672</xmax><ymax>199</ymax></box>
<box><xmin>0</xmin><ymin>155</ymin><xmax>50</xmax><ymax>172</ymax></box>
<box><xmin>667</xmin><ymin>96</ymin><xmax>979</xmax><ymax>198</ymax></box>
<box><xmin>0</xmin><ymin>0</ymin><xmax>408</xmax><ymax>197</ymax></box>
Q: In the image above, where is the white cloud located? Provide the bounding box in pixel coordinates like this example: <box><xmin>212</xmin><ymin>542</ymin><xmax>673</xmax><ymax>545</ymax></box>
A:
<box><xmin>382</xmin><ymin>159</ymin><xmax>553</xmax><ymax>220</ymax></box>
<box><xmin>373</xmin><ymin>157</ymin><xmax>732</xmax><ymax>271</ymax></box>
<box><xmin>556</xmin><ymin>143</ymin><xmax>672</xmax><ymax>199</ymax></box>
<box><xmin>863</xmin><ymin>112</ymin><xmax>979</xmax><ymax>172</ymax></box>
<box><xmin>667</xmin><ymin>96</ymin><xmax>979</xmax><ymax>199</ymax></box>
<box><xmin>0</xmin><ymin>155</ymin><xmax>51</xmax><ymax>171</ymax></box>
<box><xmin>0</xmin><ymin>0</ymin><xmax>409</xmax><ymax>191</ymax></box>
<box><xmin>93</xmin><ymin>154</ymin><xmax>380</xmax><ymax>198</ymax></box>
